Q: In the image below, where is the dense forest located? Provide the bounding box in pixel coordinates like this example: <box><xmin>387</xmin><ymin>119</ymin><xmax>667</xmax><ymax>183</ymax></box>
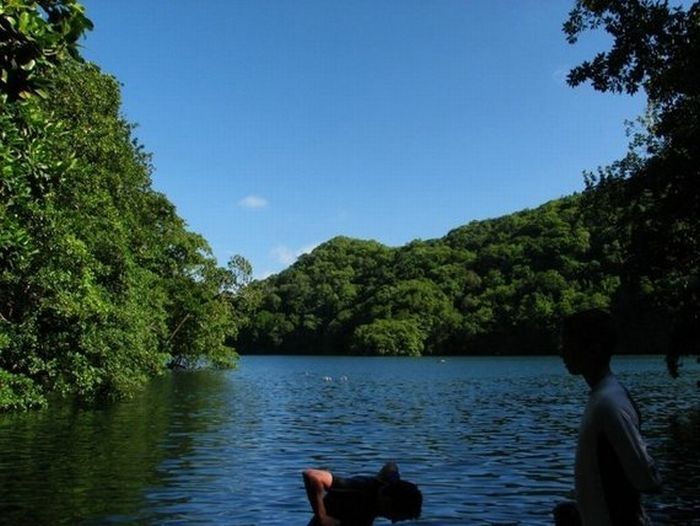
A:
<box><xmin>234</xmin><ymin>197</ymin><xmax>623</xmax><ymax>356</ymax></box>
<box><xmin>1</xmin><ymin>0</ymin><xmax>697</xmax><ymax>411</ymax></box>
<box><xmin>0</xmin><ymin>1</ymin><xmax>248</xmax><ymax>411</ymax></box>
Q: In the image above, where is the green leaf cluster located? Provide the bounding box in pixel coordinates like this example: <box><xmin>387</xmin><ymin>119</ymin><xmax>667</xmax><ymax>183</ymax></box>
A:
<box><xmin>0</xmin><ymin>0</ymin><xmax>92</xmax><ymax>102</ymax></box>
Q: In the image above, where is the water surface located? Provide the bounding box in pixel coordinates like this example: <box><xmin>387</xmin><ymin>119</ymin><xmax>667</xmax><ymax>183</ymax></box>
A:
<box><xmin>0</xmin><ymin>356</ymin><xmax>698</xmax><ymax>525</ymax></box>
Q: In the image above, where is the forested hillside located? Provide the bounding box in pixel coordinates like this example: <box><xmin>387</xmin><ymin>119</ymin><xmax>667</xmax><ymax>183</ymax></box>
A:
<box><xmin>235</xmin><ymin>197</ymin><xmax>630</xmax><ymax>356</ymax></box>
<box><xmin>236</xmin><ymin>0</ymin><xmax>699</xmax><ymax>366</ymax></box>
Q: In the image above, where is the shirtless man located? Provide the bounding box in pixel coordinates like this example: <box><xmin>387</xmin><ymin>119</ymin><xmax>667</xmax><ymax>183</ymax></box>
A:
<box><xmin>303</xmin><ymin>462</ymin><xmax>422</xmax><ymax>526</ymax></box>
<box><xmin>556</xmin><ymin>309</ymin><xmax>661</xmax><ymax>525</ymax></box>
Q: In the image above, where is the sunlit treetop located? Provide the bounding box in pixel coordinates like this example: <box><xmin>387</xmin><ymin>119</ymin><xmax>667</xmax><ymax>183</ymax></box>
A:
<box><xmin>0</xmin><ymin>0</ymin><xmax>92</xmax><ymax>102</ymax></box>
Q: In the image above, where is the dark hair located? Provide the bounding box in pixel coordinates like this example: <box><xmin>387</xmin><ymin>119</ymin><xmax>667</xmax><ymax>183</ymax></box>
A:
<box><xmin>383</xmin><ymin>480</ymin><xmax>422</xmax><ymax>520</ymax></box>
<box><xmin>562</xmin><ymin>308</ymin><xmax>617</xmax><ymax>357</ymax></box>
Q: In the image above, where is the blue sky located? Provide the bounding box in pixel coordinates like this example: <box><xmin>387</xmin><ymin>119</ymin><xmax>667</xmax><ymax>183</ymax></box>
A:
<box><xmin>80</xmin><ymin>1</ymin><xmax>645</xmax><ymax>278</ymax></box>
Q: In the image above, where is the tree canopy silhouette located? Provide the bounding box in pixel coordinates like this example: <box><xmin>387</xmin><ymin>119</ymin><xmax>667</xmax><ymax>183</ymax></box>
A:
<box><xmin>565</xmin><ymin>0</ymin><xmax>699</xmax><ymax>375</ymax></box>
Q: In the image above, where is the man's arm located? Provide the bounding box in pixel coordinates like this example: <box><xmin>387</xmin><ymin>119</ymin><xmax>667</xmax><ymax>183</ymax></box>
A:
<box><xmin>302</xmin><ymin>469</ymin><xmax>341</xmax><ymax>526</ymax></box>
<box><xmin>600</xmin><ymin>403</ymin><xmax>662</xmax><ymax>493</ymax></box>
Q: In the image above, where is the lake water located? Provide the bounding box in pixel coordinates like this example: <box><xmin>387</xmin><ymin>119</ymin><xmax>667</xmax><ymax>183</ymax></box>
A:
<box><xmin>0</xmin><ymin>356</ymin><xmax>698</xmax><ymax>525</ymax></box>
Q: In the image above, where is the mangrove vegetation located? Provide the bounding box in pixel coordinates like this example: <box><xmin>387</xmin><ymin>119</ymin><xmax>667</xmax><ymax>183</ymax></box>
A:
<box><xmin>0</xmin><ymin>1</ymin><xmax>246</xmax><ymax>411</ymax></box>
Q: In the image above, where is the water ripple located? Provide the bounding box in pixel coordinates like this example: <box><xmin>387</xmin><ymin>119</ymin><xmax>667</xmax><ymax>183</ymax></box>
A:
<box><xmin>0</xmin><ymin>356</ymin><xmax>698</xmax><ymax>525</ymax></box>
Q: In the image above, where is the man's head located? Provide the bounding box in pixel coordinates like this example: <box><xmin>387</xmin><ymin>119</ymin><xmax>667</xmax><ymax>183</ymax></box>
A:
<box><xmin>560</xmin><ymin>308</ymin><xmax>617</xmax><ymax>376</ymax></box>
<box><xmin>378</xmin><ymin>479</ymin><xmax>422</xmax><ymax>523</ymax></box>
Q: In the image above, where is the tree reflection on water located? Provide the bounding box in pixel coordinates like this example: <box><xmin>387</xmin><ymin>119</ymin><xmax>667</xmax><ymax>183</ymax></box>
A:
<box><xmin>648</xmin><ymin>408</ymin><xmax>700</xmax><ymax>525</ymax></box>
<box><xmin>0</xmin><ymin>370</ymin><xmax>231</xmax><ymax>525</ymax></box>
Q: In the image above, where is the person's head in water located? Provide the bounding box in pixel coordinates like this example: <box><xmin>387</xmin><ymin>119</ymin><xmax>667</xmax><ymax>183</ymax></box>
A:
<box><xmin>377</xmin><ymin>479</ymin><xmax>422</xmax><ymax>523</ymax></box>
<box><xmin>560</xmin><ymin>308</ymin><xmax>617</xmax><ymax>378</ymax></box>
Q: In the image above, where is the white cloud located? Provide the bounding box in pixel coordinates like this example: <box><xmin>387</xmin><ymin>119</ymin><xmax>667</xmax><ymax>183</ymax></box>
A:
<box><xmin>271</xmin><ymin>243</ymin><xmax>319</xmax><ymax>266</ymax></box>
<box><xmin>255</xmin><ymin>270</ymin><xmax>275</xmax><ymax>280</ymax></box>
<box><xmin>238</xmin><ymin>195</ymin><xmax>268</xmax><ymax>209</ymax></box>
<box><xmin>271</xmin><ymin>246</ymin><xmax>296</xmax><ymax>266</ymax></box>
<box><xmin>552</xmin><ymin>67</ymin><xmax>570</xmax><ymax>85</ymax></box>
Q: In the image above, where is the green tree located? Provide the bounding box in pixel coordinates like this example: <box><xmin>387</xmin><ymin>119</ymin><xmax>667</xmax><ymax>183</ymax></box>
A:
<box><xmin>1</xmin><ymin>6</ymin><xmax>239</xmax><ymax>410</ymax></box>
<box><xmin>565</xmin><ymin>0</ymin><xmax>700</xmax><ymax>373</ymax></box>
<box><xmin>226</xmin><ymin>254</ymin><xmax>253</xmax><ymax>293</ymax></box>
<box><xmin>351</xmin><ymin>318</ymin><xmax>425</xmax><ymax>356</ymax></box>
